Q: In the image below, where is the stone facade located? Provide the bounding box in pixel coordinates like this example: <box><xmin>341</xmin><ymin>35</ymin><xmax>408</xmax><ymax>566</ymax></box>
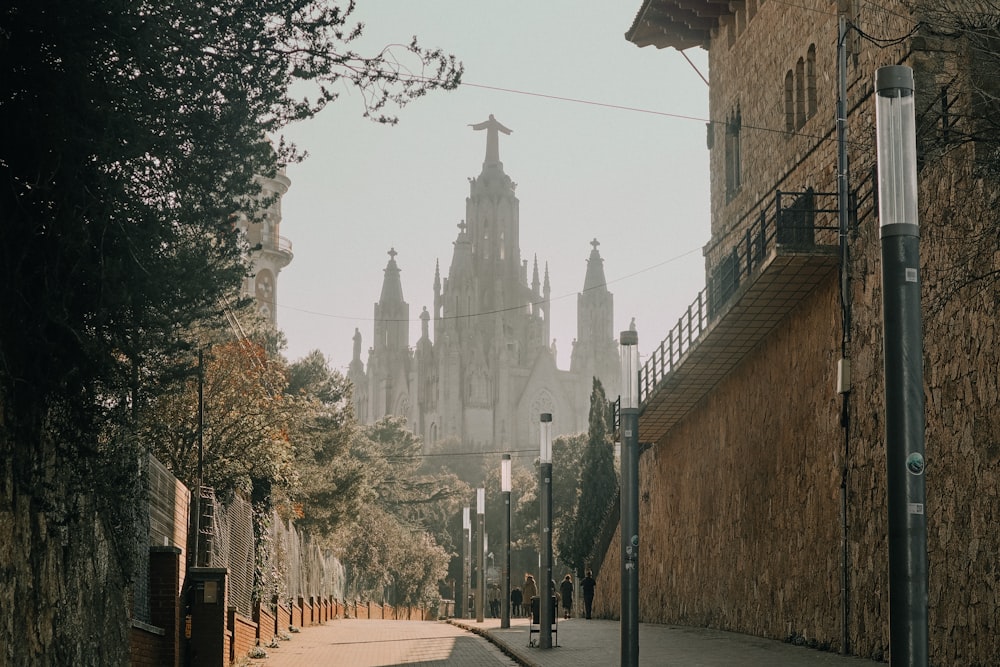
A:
<box><xmin>239</xmin><ymin>169</ymin><xmax>294</xmax><ymax>327</ymax></box>
<box><xmin>602</xmin><ymin>1</ymin><xmax>1000</xmax><ymax>664</ymax></box>
<box><xmin>349</xmin><ymin>117</ymin><xmax>621</xmax><ymax>454</ymax></box>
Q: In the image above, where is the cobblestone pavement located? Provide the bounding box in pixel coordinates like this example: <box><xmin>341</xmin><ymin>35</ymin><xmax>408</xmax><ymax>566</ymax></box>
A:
<box><xmin>252</xmin><ymin>618</ymin><xmax>518</xmax><ymax>667</ymax></box>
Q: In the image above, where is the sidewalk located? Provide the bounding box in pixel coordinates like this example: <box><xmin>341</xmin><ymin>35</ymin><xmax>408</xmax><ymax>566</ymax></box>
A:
<box><xmin>449</xmin><ymin>616</ymin><xmax>883</xmax><ymax>667</ymax></box>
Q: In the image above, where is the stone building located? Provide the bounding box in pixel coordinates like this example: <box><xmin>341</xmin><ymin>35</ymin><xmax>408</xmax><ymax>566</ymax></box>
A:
<box><xmin>238</xmin><ymin>169</ymin><xmax>294</xmax><ymax>326</ymax></box>
<box><xmin>593</xmin><ymin>1</ymin><xmax>1000</xmax><ymax>664</ymax></box>
<box><xmin>348</xmin><ymin>116</ymin><xmax>621</xmax><ymax>454</ymax></box>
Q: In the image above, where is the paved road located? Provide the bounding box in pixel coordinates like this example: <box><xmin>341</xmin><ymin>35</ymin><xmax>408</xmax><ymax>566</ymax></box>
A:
<box><xmin>451</xmin><ymin>616</ymin><xmax>883</xmax><ymax>667</ymax></box>
<box><xmin>252</xmin><ymin>615</ymin><xmax>882</xmax><ymax>667</ymax></box>
<box><xmin>252</xmin><ymin>618</ymin><xmax>518</xmax><ymax>666</ymax></box>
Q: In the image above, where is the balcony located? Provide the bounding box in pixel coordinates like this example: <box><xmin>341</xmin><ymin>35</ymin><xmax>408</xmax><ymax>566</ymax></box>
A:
<box><xmin>638</xmin><ymin>189</ymin><xmax>844</xmax><ymax>443</ymax></box>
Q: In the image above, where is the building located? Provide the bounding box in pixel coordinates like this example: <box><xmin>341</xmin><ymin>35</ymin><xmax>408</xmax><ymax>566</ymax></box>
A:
<box><xmin>593</xmin><ymin>1</ymin><xmax>1000</xmax><ymax>664</ymax></box>
<box><xmin>239</xmin><ymin>169</ymin><xmax>294</xmax><ymax>326</ymax></box>
<box><xmin>349</xmin><ymin>116</ymin><xmax>621</xmax><ymax>454</ymax></box>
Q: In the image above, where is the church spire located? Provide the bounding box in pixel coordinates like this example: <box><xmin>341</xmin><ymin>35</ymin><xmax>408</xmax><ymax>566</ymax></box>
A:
<box><xmin>583</xmin><ymin>238</ymin><xmax>608</xmax><ymax>292</ymax></box>
<box><xmin>379</xmin><ymin>247</ymin><xmax>404</xmax><ymax>304</ymax></box>
<box><xmin>374</xmin><ymin>247</ymin><xmax>409</xmax><ymax>353</ymax></box>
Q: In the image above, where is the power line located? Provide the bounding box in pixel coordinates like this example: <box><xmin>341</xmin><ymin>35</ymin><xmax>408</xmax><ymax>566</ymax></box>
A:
<box><xmin>278</xmin><ymin>245</ymin><xmax>703</xmax><ymax>324</ymax></box>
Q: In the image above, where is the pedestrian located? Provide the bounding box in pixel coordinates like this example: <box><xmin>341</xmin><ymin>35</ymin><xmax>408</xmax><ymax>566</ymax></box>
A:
<box><xmin>559</xmin><ymin>574</ymin><xmax>574</xmax><ymax>619</ymax></box>
<box><xmin>511</xmin><ymin>586</ymin><xmax>523</xmax><ymax>617</ymax></box>
<box><xmin>581</xmin><ymin>569</ymin><xmax>596</xmax><ymax>619</ymax></box>
<box><xmin>522</xmin><ymin>574</ymin><xmax>538</xmax><ymax>618</ymax></box>
<box><xmin>488</xmin><ymin>583</ymin><xmax>501</xmax><ymax>618</ymax></box>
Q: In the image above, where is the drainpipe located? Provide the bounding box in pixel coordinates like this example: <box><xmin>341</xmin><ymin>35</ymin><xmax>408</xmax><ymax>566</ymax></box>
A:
<box><xmin>836</xmin><ymin>14</ymin><xmax>852</xmax><ymax>656</ymax></box>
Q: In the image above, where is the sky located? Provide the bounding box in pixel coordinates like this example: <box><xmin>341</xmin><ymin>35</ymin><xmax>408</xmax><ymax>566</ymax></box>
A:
<box><xmin>276</xmin><ymin>1</ymin><xmax>712</xmax><ymax>373</ymax></box>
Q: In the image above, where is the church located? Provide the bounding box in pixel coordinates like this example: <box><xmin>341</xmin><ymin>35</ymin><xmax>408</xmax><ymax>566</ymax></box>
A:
<box><xmin>348</xmin><ymin>115</ymin><xmax>621</xmax><ymax>454</ymax></box>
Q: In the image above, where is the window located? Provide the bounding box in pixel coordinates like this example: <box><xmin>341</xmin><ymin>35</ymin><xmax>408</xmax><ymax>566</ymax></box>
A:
<box><xmin>795</xmin><ymin>57</ymin><xmax>806</xmax><ymax>129</ymax></box>
<box><xmin>807</xmin><ymin>44</ymin><xmax>817</xmax><ymax>119</ymax></box>
<box><xmin>725</xmin><ymin>105</ymin><xmax>742</xmax><ymax>200</ymax></box>
<box><xmin>784</xmin><ymin>71</ymin><xmax>795</xmax><ymax>132</ymax></box>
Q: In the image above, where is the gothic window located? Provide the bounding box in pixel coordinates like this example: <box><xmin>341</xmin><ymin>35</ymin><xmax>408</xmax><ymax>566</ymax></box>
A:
<box><xmin>784</xmin><ymin>71</ymin><xmax>795</xmax><ymax>132</ymax></box>
<box><xmin>806</xmin><ymin>44</ymin><xmax>817</xmax><ymax>119</ymax></box>
<box><xmin>795</xmin><ymin>57</ymin><xmax>806</xmax><ymax>130</ymax></box>
<box><xmin>725</xmin><ymin>105</ymin><xmax>742</xmax><ymax>201</ymax></box>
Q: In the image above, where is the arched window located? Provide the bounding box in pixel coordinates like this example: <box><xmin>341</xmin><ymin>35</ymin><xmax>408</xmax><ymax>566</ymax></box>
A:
<box><xmin>725</xmin><ymin>105</ymin><xmax>742</xmax><ymax>201</ymax></box>
<box><xmin>806</xmin><ymin>44</ymin><xmax>817</xmax><ymax>119</ymax></box>
<box><xmin>784</xmin><ymin>70</ymin><xmax>795</xmax><ymax>133</ymax></box>
<box><xmin>795</xmin><ymin>57</ymin><xmax>806</xmax><ymax>130</ymax></box>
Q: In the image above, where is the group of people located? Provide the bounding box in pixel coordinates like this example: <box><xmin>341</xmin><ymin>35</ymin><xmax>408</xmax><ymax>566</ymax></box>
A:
<box><xmin>508</xmin><ymin>570</ymin><xmax>597</xmax><ymax>620</ymax></box>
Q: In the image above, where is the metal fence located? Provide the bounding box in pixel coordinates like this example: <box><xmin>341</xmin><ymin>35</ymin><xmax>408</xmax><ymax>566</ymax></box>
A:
<box><xmin>639</xmin><ymin>188</ymin><xmax>842</xmax><ymax>404</ymax></box>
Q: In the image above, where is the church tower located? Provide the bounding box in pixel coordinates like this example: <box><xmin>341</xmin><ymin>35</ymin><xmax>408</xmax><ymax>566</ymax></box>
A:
<box><xmin>241</xmin><ymin>169</ymin><xmax>294</xmax><ymax>326</ymax></box>
<box><xmin>571</xmin><ymin>239</ymin><xmax>621</xmax><ymax>401</ymax></box>
<box><xmin>367</xmin><ymin>248</ymin><xmax>414</xmax><ymax>424</ymax></box>
<box><xmin>350</xmin><ymin>115</ymin><xmax>620</xmax><ymax>459</ymax></box>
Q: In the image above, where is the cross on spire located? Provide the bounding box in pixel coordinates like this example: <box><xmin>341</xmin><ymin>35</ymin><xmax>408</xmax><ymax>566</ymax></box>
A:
<box><xmin>591</xmin><ymin>238</ymin><xmax>600</xmax><ymax>251</ymax></box>
<box><xmin>388</xmin><ymin>247</ymin><xmax>398</xmax><ymax>261</ymax></box>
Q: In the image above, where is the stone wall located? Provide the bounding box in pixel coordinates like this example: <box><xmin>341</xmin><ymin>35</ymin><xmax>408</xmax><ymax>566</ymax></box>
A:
<box><xmin>598</xmin><ymin>1</ymin><xmax>1000</xmax><ymax>664</ymax></box>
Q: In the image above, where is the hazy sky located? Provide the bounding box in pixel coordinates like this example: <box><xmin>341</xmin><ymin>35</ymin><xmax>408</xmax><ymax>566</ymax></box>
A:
<box><xmin>277</xmin><ymin>1</ymin><xmax>712</xmax><ymax>373</ymax></box>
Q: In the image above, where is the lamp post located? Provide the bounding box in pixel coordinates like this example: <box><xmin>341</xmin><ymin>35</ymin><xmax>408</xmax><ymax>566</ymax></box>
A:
<box><xmin>476</xmin><ymin>487</ymin><xmax>486</xmax><ymax>623</ymax></box>
<box><xmin>463</xmin><ymin>506</ymin><xmax>471</xmax><ymax>619</ymax></box>
<box><xmin>875</xmin><ymin>64</ymin><xmax>928</xmax><ymax>667</ymax></box>
<box><xmin>620</xmin><ymin>330</ymin><xmax>639</xmax><ymax>667</ymax></box>
<box><xmin>501</xmin><ymin>453</ymin><xmax>512</xmax><ymax>628</ymax></box>
<box><xmin>538</xmin><ymin>413</ymin><xmax>554</xmax><ymax>649</ymax></box>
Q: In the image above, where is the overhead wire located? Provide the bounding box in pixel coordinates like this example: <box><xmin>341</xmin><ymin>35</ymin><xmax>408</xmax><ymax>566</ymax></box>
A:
<box><xmin>277</xmin><ymin>4</ymin><xmax>998</xmax><ymax>328</ymax></box>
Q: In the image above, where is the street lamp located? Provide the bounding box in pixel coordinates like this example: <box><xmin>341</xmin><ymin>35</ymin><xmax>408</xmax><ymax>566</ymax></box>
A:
<box><xmin>501</xmin><ymin>453</ymin><xmax>512</xmax><ymax>628</ymax></box>
<box><xmin>875</xmin><ymin>64</ymin><xmax>927</xmax><ymax>667</ymax></box>
<box><xmin>538</xmin><ymin>413</ymin><xmax>554</xmax><ymax>649</ymax></box>
<box><xmin>476</xmin><ymin>487</ymin><xmax>485</xmax><ymax>623</ymax></box>
<box><xmin>619</xmin><ymin>329</ymin><xmax>639</xmax><ymax>667</ymax></box>
<box><xmin>463</xmin><ymin>506</ymin><xmax>471</xmax><ymax>619</ymax></box>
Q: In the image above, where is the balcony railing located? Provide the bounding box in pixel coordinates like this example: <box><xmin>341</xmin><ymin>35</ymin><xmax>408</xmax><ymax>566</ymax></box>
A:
<box><xmin>639</xmin><ymin>188</ymin><xmax>842</xmax><ymax>411</ymax></box>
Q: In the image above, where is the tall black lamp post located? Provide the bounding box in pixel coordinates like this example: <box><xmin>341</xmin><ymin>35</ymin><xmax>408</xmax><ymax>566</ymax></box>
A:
<box><xmin>538</xmin><ymin>413</ymin><xmax>554</xmax><ymax>649</ymax></box>
<box><xmin>462</xmin><ymin>506</ymin><xmax>470</xmax><ymax>619</ymax></box>
<box><xmin>619</xmin><ymin>330</ymin><xmax>639</xmax><ymax>667</ymax></box>
<box><xmin>875</xmin><ymin>64</ymin><xmax>928</xmax><ymax>667</ymax></box>
<box><xmin>501</xmin><ymin>453</ymin><xmax>512</xmax><ymax>629</ymax></box>
<box><xmin>476</xmin><ymin>487</ymin><xmax>485</xmax><ymax>623</ymax></box>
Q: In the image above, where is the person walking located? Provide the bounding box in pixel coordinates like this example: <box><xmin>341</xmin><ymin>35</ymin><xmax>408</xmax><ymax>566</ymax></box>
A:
<box><xmin>511</xmin><ymin>586</ymin><xmax>523</xmax><ymax>617</ymax></box>
<box><xmin>559</xmin><ymin>574</ymin><xmax>574</xmax><ymax>619</ymax></box>
<box><xmin>488</xmin><ymin>583</ymin><xmax>501</xmax><ymax>618</ymax></box>
<box><xmin>522</xmin><ymin>574</ymin><xmax>538</xmax><ymax>618</ymax></box>
<box><xmin>581</xmin><ymin>569</ymin><xmax>596</xmax><ymax>619</ymax></box>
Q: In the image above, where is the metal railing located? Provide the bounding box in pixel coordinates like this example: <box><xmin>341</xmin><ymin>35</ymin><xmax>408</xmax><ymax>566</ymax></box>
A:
<box><xmin>639</xmin><ymin>188</ymin><xmax>841</xmax><ymax>405</ymax></box>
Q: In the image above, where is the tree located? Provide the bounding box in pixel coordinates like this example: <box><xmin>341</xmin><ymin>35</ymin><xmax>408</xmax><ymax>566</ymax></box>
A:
<box><xmin>329</xmin><ymin>416</ymin><xmax>465</xmax><ymax>606</ymax></box>
<box><xmin>549</xmin><ymin>432</ymin><xmax>587</xmax><ymax>567</ymax></box>
<box><xmin>284</xmin><ymin>351</ymin><xmax>370</xmax><ymax>538</ymax></box>
<box><xmin>0</xmin><ymin>1</ymin><xmax>461</xmax><ymax>659</ymax></box>
<box><xmin>144</xmin><ymin>338</ymin><xmax>299</xmax><ymax>498</ymax></box>
<box><xmin>557</xmin><ymin>378</ymin><xmax>618</xmax><ymax>574</ymax></box>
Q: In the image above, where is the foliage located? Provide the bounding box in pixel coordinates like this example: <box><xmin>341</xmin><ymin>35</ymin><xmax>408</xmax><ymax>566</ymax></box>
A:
<box><xmin>284</xmin><ymin>351</ymin><xmax>370</xmax><ymax>537</ymax></box>
<box><xmin>143</xmin><ymin>337</ymin><xmax>299</xmax><ymax>497</ymax></box>
<box><xmin>557</xmin><ymin>378</ymin><xmax>618</xmax><ymax>573</ymax></box>
<box><xmin>549</xmin><ymin>432</ymin><xmax>588</xmax><ymax>562</ymax></box>
<box><xmin>425</xmin><ymin>436</ymin><xmax>488</xmax><ymax>485</ymax></box>
<box><xmin>0</xmin><ymin>1</ymin><xmax>460</xmax><ymax>655</ymax></box>
<box><xmin>337</xmin><ymin>504</ymin><xmax>449</xmax><ymax>606</ymax></box>
<box><xmin>0</xmin><ymin>0</ymin><xmax>462</xmax><ymax>478</ymax></box>
<box><xmin>328</xmin><ymin>416</ymin><xmax>464</xmax><ymax>605</ymax></box>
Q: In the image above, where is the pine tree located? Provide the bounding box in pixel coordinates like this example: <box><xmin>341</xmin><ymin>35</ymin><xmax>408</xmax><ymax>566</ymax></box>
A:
<box><xmin>558</xmin><ymin>378</ymin><xmax>618</xmax><ymax>574</ymax></box>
